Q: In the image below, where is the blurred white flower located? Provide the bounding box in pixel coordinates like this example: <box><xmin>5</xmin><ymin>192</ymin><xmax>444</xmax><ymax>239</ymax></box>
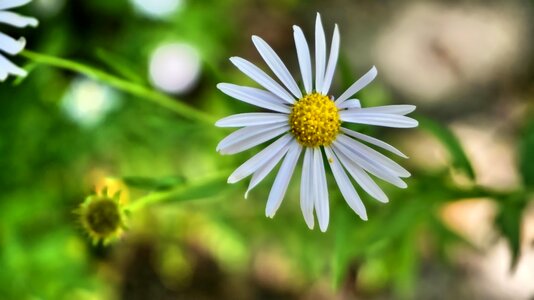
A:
<box><xmin>217</xmin><ymin>14</ymin><xmax>418</xmax><ymax>231</ymax></box>
<box><xmin>34</xmin><ymin>0</ymin><xmax>65</xmax><ymax>17</ymax></box>
<box><xmin>61</xmin><ymin>78</ymin><xmax>120</xmax><ymax>128</ymax></box>
<box><xmin>149</xmin><ymin>42</ymin><xmax>202</xmax><ymax>95</ymax></box>
<box><xmin>130</xmin><ymin>0</ymin><xmax>182</xmax><ymax>19</ymax></box>
<box><xmin>0</xmin><ymin>0</ymin><xmax>38</xmax><ymax>81</ymax></box>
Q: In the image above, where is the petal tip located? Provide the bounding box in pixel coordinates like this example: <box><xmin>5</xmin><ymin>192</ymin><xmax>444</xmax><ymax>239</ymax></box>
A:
<box><xmin>370</xmin><ymin>66</ymin><xmax>378</xmax><ymax>76</ymax></box>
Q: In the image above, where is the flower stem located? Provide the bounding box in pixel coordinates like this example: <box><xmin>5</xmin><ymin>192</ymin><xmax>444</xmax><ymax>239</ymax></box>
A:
<box><xmin>126</xmin><ymin>171</ymin><xmax>231</xmax><ymax>211</ymax></box>
<box><xmin>21</xmin><ymin>50</ymin><xmax>217</xmax><ymax>125</ymax></box>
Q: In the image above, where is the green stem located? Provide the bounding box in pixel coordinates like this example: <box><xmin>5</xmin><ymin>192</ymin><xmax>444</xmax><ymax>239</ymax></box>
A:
<box><xmin>21</xmin><ymin>50</ymin><xmax>217</xmax><ymax>125</ymax></box>
<box><xmin>126</xmin><ymin>171</ymin><xmax>230</xmax><ymax>211</ymax></box>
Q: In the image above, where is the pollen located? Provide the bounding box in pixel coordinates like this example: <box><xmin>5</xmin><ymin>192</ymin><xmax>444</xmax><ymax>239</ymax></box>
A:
<box><xmin>289</xmin><ymin>92</ymin><xmax>341</xmax><ymax>147</ymax></box>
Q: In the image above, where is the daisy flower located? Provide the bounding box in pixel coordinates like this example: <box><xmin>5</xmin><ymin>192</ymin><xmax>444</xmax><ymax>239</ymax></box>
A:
<box><xmin>76</xmin><ymin>188</ymin><xmax>128</xmax><ymax>245</ymax></box>
<box><xmin>0</xmin><ymin>0</ymin><xmax>38</xmax><ymax>81</ymax></box>
<box><xmin>216</xmin><ymin>13</ymin><xmax>418</xmax><ymax>231</ymax></box>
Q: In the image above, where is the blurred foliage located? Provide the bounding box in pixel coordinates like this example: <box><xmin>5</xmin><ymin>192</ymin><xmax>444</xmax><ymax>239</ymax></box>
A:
<box><xmin>417</xmin><ymin>116</ymin><xmax>475</xmax><ymax>180</ymax></box>
<box><xmin>0</xmin><ymin>0</ymin><xmax>533</xmax><ymax>299</ymax></box>
<box><xmin>520</xmin><ymin>119</ymin><xmax>534</xmax><ymax>189</ymax></box>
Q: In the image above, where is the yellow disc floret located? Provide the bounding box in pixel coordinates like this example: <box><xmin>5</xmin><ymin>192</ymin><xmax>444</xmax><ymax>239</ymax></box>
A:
<box><xmin>289</xmin><ymin>93</ymin><xmax>341</xmax><ymax>147</ymax></box>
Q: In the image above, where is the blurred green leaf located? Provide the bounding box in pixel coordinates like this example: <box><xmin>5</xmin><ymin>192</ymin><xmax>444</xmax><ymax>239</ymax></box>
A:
<box><xmin>519</xmin><ymin>119</ymin><xmax>534</xmax><ymax>189</ymax></box>
<box><xmin>337</xmin><ymin>53</ymin><xmax>355</xmax><ymax>89</ymax></box>
<box><xmin>128</xmin><ymin>172</ymin><xmax>232</xmax><ymax>210</ymax></box>
<box><xmin>167</xmin><ymin>175</ymin><xmax>232</xmax><ymax>202</ymax></box>
<box><xmin>123</xmin><ymin>175</ymin><xmax>186</xmax><ymax>191</ymax></box>
<box><xmin>495</xmin><ymin>195</ymin><xmax>527</xmax><ymax>271</ymax></box>
<box><xmin>96</xmin><ymin>49</ymin><xmax>145</xmax><ymax>84</ymax></box>
<box><xmin>417</xmin><ymin>116</ymin><xmax>475</xmax><ymax>180</ymax></box>
<box><xmin>332</xmin><ymin>206</ymin><xmax>352</xmax><ymax>289</ymax></box>
<box><xmin>391</xmin><ymin>232</ymin><xmax>418</xmax><ymax>299</ymax></box>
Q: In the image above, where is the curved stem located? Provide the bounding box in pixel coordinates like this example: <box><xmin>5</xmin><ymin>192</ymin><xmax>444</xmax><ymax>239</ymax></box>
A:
<box><xmin>21</xmin><ymin>50</ymin><xmax>217</xmax><ymax>125</ymax></box>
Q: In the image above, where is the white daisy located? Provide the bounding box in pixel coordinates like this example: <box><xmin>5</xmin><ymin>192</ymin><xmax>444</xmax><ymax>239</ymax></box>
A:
<box><xmin>0</xmin><ymin>0</ymin><xmax>38</xmax><ymax>81</ymax></box>
<box><xmin>216</xmin><ymin>13</ymin><xmax>418</xmax><ymax>232</ymax></box>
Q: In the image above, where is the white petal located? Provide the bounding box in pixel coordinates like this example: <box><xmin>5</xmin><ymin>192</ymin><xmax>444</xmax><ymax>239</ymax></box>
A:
<box><xmin>340</xmin><ymin>111</ymin><xmax>419</xmax><ymax>128</ymax></box>
<box><xmin>0</xmin><ymin>0</ymin><xmax>31</xmax><ymax>10</ymax></box>
<box><xmin>341</xmin><ymin>127</ymin><xmax>407</xmax><ymax>158</ymax></box>
<box><xmin>337</xmin><ymin>134</ymin><xmax>410</xmax><ymax>177</ymax></box>
<box><xmin>324</xmin><ymin>146</ymin><xmax>367</xmax><ymax>220</ymax></box>
<box><xmin>320</xmin><ymin>24</ymin><xmax>339</xmax><ymax>95</ymax></box>
<box><xmin>217</xmin><ymin>123</ymin><xmax>289</xmax><ymax>155</ymax></box>
<box><xmin>230</xmin><ymin>57</ymin><xmax>295</xmax><ymax>104</ymax></box>
<box><xmin>315</xmin><ymin>13</ymin><xmax>326</xmax><ymax>93</ymax></box>
<box><xmin>245</xmin><ymin>140</ymin><xmax>291</xmax><ymax>198</ymax></box>
<box><xmin>0</xmin><ymin>54</ymin><xmax>26</xmax><ymax>77</ymax></box>
<box><xmin>0</xmin><ymin>68</ymin><xmax>8</xmax><ymax>81</ymax></box>
<box><xmin>300</xmin><ymin>147</ymin><xmax>314</xmax><ymax>229</ymax></box>
<box><xmin>332</xmin><ymin>140</ymin><xmax>407</xmax><ymax>188</ymax></box>
<box><xmin>313</xmin><ymin>148</ymin><xmax>330</xmax><ymax>232</ymax></box>
<box><xmin>0</xmin><ymin>11</ymin><xmax>38</xmax><ymax>27</ymax></box>
<box><xmin>217</xmin><ymin>83</ymin><xmax>290</xmax><ymax>113</ymax></box>
<box><xmin>293</xmin><ymin>26</ymin><xmax>312</xmax><ymax>94</ymax></box>
<box><xmin>337</xmin><ymin>99</ymin><xmax>361</xmax><ymax>110</ymax></box>
<box><xmin>335</xmin><ymin>66</ymin><xmax>377</xmax><ymax>105</ymax></box>
<box><xmin>349</xmin><ymin>105</ymin><xmax>416</xmax><ymax>115</ymax></box>
<box><xmin>228</xmin><ymin>134</ymin><xmax>292</xmax><ymax>183</ymax></box>
<box><xmin>216</xmin><ymin>112</ymin><xmax>288</xmax><ymax>128</ymax></box>
<box><xmin>335</xmin><ymin>148</ymin><xmax>388</xmax><ymax>203</ymax></box>
<box><xmin>252</xmin><ymin>35</ymin><xmax>302</xmax><ymax>99</ymax></box>
<box><xmin>265</xmin><ymin>141</ymin><xmax>302</xmax><ymax>217</ymax></box>
<box><xmin>0</xmin><ymin>33</ymin><xmax>25</xmax><ymax>55</ymax></box>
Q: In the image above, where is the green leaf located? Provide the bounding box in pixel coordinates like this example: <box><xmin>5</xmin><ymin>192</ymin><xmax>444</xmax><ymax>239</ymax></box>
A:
<box><xmin>417</xmin><ymin>116</ymin><xmax>475</xmax><ymax>179</ymax></box>
<box><xmin>331</xmin><ymin>206</ymin><xmax>352</xmax><ymax>289</ymax></box>
<box><xmin>519</xmin><ymin>119</ymin><xmax>534</xmax><ymax>188</ymax></box>
<box><xmin>165</xmin><ymin>175</ymin><xmax>231</xmax><ymax>202</ymax></box>
<box><xmin>123</xmin><ymin>175</ymin><xmax>186</xmax><ymax>191</ymax></box>
<box><xmin>391</xmin><ymin>232</ymin><xmax>418</xmax><ymax>299</ymax></box>
<box><xmin>95</xmin><ymin>49</ymin><xmax>144</xmax><ymax>84</ymax></box>
<box><xmin>127</xmin><ymin>172</ymin><xmax>232</xmax><ymax>210</ymax></box>
<box><xmin>495</xmin><ymin>195</ymin><xmax>527</xmax><ymax>271</ymax></box>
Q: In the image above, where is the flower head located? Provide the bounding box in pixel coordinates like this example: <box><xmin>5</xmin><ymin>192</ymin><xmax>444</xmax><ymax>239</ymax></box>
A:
<box><xmin>76</xmin><ymin>188</ymin><xmax>127</xmax><ymax>245</ymax></box>
<box><xmin>216</xmin><ymin>13</ymin><xmax>418</xmax><ymax>232</ymax></box>
<box><xmin>0</xmin><ymin>0</ymin><xmax>38</xmax><ymax>81</ymax></box>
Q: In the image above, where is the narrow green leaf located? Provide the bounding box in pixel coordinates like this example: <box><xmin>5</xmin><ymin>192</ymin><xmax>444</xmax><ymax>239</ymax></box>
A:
<box><xmin>392</xmin><ymin>232</ymin><xmax>418</xmax><ymax>299</ymax></box>
<box><xmin>127</xmin><ymin>172</ymin><xmax>231</xmax><ymax>210</ymax></box>
<box><xmin>95</xmin><ymin>49</ymin><xmax>144</xmax><ymax>84</ymax></box>
<box><xmin>495</xmin><ymin>195</ymin><xmax>527</xmax><ymax>271</ymax></box>
<box><xmin>122</xmin><ymin>175</ymin><xmax>186</xmax><ymax>191</ymax></box>
<box><xmin>417</xmin><ymin>116</ymin><xmax>475</xmax><ymax>179</ymax></box>
<box><xmin>519</xmin><ymin>118</ymin><xmax>534</xmax><ymax>188</ymax></box>
<box><xmin>331</xmin><ymin>206</ymin><xmax>352</xmax><ymax>289</ymax></box>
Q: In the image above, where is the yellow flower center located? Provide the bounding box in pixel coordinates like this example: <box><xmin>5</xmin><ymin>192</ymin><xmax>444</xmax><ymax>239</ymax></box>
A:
<box><xmin>289</xmin><ymin>93</ymin><xmax>341</xmax><ymax>147</ymax></box>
